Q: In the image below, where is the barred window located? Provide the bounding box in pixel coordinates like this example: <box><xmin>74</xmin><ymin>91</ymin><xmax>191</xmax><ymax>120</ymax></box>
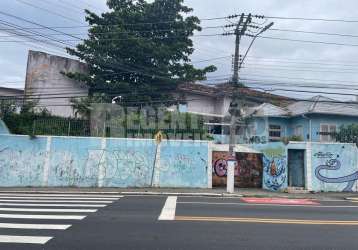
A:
<box><xmin>269</xmin><ymin>124</ymin><xmax>282</xmax><ymax>141</ymax></box>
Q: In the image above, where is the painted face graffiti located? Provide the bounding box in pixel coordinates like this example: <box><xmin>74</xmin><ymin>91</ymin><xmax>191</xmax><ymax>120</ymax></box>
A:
<box><xmin>214</xmin><ymin>159</ymin><xmax>227</xmax><ymax>177</ymax></box>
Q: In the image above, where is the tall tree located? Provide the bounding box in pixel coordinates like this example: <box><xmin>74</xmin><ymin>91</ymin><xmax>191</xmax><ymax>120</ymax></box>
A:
<box><xmin>67</xmin><ymin>0</ymin><xmax>216</xmax><ymax>106</ymax></box>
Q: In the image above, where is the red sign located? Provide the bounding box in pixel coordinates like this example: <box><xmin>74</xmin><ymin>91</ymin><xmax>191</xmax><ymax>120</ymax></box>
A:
<box><xmin>241</xmin><ymin>197</ymin><xmax>319</xmax><ymax>205</ymax></box>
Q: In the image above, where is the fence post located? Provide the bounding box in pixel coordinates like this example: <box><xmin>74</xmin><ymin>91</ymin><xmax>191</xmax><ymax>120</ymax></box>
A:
<box><xmin>67</xmin><ymin>120</ymin><xmax>71</xmax><ymax>136</ymax></box>
<box><xmin>32</xmin><ymin>120</ymin><xmax>36</xmax><ymax>135</ymax></box>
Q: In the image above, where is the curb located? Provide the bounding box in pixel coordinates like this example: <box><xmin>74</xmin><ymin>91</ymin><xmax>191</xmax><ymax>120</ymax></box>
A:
<box><xmin>120</xmin><ymin>191</ymin><xmax>243</xmax><ymax>197</ymax></box>
<box><xmin>345</xmin><ymin>197</ymin><xmax>358</xmax><ymax>200</ymax></box>
<box><xmin>0</xmin><ymin>190</ymin><xmax>243</xmax><ymax>198</ymax></box>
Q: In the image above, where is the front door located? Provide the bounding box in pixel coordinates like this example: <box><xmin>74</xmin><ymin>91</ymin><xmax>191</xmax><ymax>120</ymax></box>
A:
<box><xmin>288</xmin><ymin>149</ymin><xmax>305</xmax><ymax>187</ymax></box>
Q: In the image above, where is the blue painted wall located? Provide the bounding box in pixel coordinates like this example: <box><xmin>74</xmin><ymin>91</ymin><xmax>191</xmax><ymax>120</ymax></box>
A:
<box><xmin>0</xmin><ymin>136</ymin><xmax>47</xmax><ymax>186</ymax></box>
<box><xmin>159</xmin><ymin>141</ymin><xmax>208</xmax><ymax>188</ymax></box>
<box><xmin>252</xmin><ymin>142</ymin><xmax>288</xmax><ymax>191</ymax></box>
<box><xmin>311</xmin><ymin>143</ymin><xmax>358</xmax><ymax>192</ymax></box>
<box><xmin>0</xmin><ymin>135</ymin><xmax>209</xmax><ymax>188</ymax></box>
<box><xmin>0</xmin><ymin>120</ymin><xmax>9</xmax><ymax>134</ymax></box>
<box><xmin>309</xmin><ymin>114</ymin><xmax>358</xmax><ymax>142</ymax></box>
<box><xmin>104</xmin><ymin>139</ymin><xmax>157</xmax><ymax>187</ymax></box>
<box><xmin>248</xmin><ymin>114</ymin><xmax>358</xmax><ymax>143</ymax></box>
<box><xmin>48</xmin><ymin>137</ymin><xmax>103</xmax><ymax>187</ymax></box>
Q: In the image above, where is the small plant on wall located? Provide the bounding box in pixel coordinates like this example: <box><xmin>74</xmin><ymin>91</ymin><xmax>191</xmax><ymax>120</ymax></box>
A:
<box><xmin>281</xmin><ymin>135</ymin><xmax>303</xmax><ymax>144</ymax></box>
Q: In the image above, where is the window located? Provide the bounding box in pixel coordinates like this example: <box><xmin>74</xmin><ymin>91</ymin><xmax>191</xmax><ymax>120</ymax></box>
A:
<box><xmin>269</xmin><ymin>124</ymin><xmax>282</xmax><ymax>141</ymax></box>
<box><xmin>294</xmin><ymin>125</ymin><xmax>303</xmax><ymax>138</ymax></box>
<box><xmin>320</xmin><ymin>124</ymin><xmax>336</xmax><ymax>142</ymax></box>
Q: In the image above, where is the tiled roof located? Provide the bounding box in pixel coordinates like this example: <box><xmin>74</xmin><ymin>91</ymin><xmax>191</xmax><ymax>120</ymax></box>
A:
<box><xmin>287</xmin><ymin>95</ymin><xmax>358</xmax><ymax>117</ymax></box>
<box><xmin>246</xmin><ymin>103</ymin><xmax>289</xmax><ymax>117</ymax></box>
<box><xmin>177</xmin><ymin>82</ymin><xmax>293</xmax><ymax>106</ymax></box>
<box><xmin>249</xmin><ymin>95</ymin><xmax>358</xmax><ymax>118</ymax></box>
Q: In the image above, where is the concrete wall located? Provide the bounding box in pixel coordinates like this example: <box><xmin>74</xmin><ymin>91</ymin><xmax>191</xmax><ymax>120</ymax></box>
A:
<box><xmin>0</xmin><ymin>135</ymin><xmax>210</xmax><ymax>188</ymax></box>
<box><xmin>24</xmin><ymin>50</ymin><xmax>88</xmax><ymax>117</ymax></box>
<box><xmin>252</xmin><ymin>142</ymin><xmax>288</xmax><ymax>191</ymax></box>
<box><xmin>311</xmin><ymin>143</ymin><xmax>358</xmax><ymax>192</ymax></box>
<box><xmin>288</xmin><ymin>142</ymin><xmax>358</xmax><ymax>192</ymax></box>
<box><xmin>0</xmin><ymin>120</ymin><xmax>9</xmax><ymax>134</ymax></box>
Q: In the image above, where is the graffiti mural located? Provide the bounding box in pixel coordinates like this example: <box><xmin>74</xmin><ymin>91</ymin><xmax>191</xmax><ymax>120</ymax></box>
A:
<box><xmin>160</xmin><ymin>141</ymin><xmax>208</xmax><ymax>188</ymax></box>
<box><xmin>103</xmin><ymin>140</ymin><xmax>156</xmax><ymax>187</ymax></box>
<box><xmin>48</xmin><ymin>137</ymin><xmax>103</xmax><ymax>187</ymax></box>
<box><xmin>0</xmin><ymin>135</ymin><xmax>209</xmax><ymax>188</ymax></box>
<box><xmin>252</xmin><ymin>142</ymin><xmax>287</xmax><ymax>191</ymax></box>
<box><xmin>212</xmin><ymin>151</ymin><xmax>262</xmax><ymax>188</ymax></box>
<box><xmin>0</xmin><ymin>136</ymin><xmax>47</xmax><ymax>187</ymax></box>
<box><xmin>313</xmin><ymin>144</ymin><xmax>358</xmax><ymax>192</ymax></box>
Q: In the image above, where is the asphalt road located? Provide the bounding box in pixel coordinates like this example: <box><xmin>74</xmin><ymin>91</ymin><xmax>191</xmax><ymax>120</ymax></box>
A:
<box><xmin>0</xmin><ymin>192</ymin><xmax>358</xmax><ymax>249</ymax></box>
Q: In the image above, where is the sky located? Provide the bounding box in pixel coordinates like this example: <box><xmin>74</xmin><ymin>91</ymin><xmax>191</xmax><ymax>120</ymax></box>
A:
<box><xmin>1</xmin><ymin>0</ymin><xmax>358</xmax><ymax>101</ymax></box>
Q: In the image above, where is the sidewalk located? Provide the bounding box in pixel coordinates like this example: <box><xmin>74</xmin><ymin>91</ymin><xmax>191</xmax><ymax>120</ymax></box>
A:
<box><xmin>0</xmin><ymin>187</ymin><xmax>356</xmax><ymax>200</ymax></box>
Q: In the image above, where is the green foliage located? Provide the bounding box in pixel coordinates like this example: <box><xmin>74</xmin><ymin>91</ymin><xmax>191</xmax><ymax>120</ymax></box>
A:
<box><xmin>0</xmin><ymin>100</ymin><xmax>17</xmax><ymax>117</ymax></box>
<box><xmin>66</xmin><ymin>0</ymin><xmax>216</xmax><ymax>106</ymax></box>
<box><xmin>281</xmin><ymin>135</ymin><xmax>303</xmax><ymax>144</ymax></box>
<box><xmin>335</xmin><ymin>124</ymin><xmax>358</xmax><ymax>145</ymax></box>
<box><xmin>71</xmin><ymin>93</ymin><xmax>108</xmax><ymax>119</ymax></box>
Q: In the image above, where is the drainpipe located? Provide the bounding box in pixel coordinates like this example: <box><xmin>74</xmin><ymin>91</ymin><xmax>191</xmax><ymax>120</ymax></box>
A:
<box><xmin>302</xmin><ymin>114</ymin><xmax>311</xmax><ymax>142</ymax></box>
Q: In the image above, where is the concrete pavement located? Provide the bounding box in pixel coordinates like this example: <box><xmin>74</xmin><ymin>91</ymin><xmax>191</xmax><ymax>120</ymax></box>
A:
<box><xmin>0</xmin><ymin>191</ymin><xmax>357</xmax><ymax>249</ymax></box>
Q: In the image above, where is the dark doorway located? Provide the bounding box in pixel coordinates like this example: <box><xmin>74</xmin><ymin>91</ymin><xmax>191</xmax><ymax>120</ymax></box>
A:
<box><xmin>288</xmin><ymin>149</ymin><xmax>305</xmax><ymax>187</ymax></box>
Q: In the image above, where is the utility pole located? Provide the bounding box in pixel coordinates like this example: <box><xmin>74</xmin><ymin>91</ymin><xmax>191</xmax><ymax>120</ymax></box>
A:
<box><xmin>226</xmin><ymin>14</ymin><xmax>274</xmax><ymax>193</ymax></box>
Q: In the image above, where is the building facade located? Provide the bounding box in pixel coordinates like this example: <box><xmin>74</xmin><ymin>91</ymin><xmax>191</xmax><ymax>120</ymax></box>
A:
<box><xmin>24</xmin><ymin>50</ymin><xmax>88</xmax><ymax>117</ymax></box>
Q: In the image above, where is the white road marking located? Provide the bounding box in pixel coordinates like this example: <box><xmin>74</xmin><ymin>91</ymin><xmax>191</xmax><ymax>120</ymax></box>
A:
<box><xmin>0</xmin><ymin>213</ymin><xmax>86</xmax><ymax>220</ymax></box>
<box><xmin>0</xmin><ymin>235</ymin><xmax>52</xmax><ymax>244</ymax></box>
<box><xmin>0</xmin><ymin>207</ymin><xmax>97</xmax><ymax>213</ymax></box>
<box><xmin>177</xmin><ymin>201</ymin><xmax>358</xmax><ymax>208</ymax></box>
<box><xmin>0</xmin><ymin>191</ymin><xmax>120</xmax><ymax>194</ymax></box>
<box><xmin>0</xmin><ymin>203</ymin><xmax>107</xmax><ymax>207</ymax></box>
<box><xmin>0</xmin><ymin>193</ymin><xmax>123</xmax><ymax>198</ymax></box>
<box><xmin>0</xmin><ymin>223</ymin><xmax>71</xmax><ymax>230</ymax></box>
<box><xmin>158</xmin><ymin>196</ymin><xmax>177</xmax><ymax>221</ymax></box>
<box><xmin>0</xmin><ymin>199</ymin><xmax>113</xmax><ymax>203</ymax></box>
<box><xmin>0</xmin><ymin>203</ymin><xmax>106</xmax><ymax>207</ymax></box>
<box><xmin>0</xmin><ymin>196</ymin><xmax>118</xmax><ymax>200</ymax></box>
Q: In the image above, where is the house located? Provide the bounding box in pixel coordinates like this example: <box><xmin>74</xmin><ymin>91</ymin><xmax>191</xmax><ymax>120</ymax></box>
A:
<box><xmin>22</xmin><ymin>50</ymin><xmax>292</xmax><ymax>119</ymax></box>
<box><xmin>245</xmin><ymin>95</ymin><xmax>358</xmax><ymax>143</ymax></box>
<box><xmin>24</xmin><ymin>50</ymin><xmax>88</xmax><ymax>117</ymax></box>
<box><xmin>0</xmin><ymin>87</ymin><xmax>24</xmax><ymax>97</ymax></box>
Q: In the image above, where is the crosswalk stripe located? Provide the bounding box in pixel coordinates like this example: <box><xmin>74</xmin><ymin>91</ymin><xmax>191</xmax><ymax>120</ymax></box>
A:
<box><xmin>0</xmin><ymin>235</ymin><xmax>52</xmax><ymax>244</ymax></box>
<box><xmin>0</xmin><ymin>199</ymin><xmax>113</xmax><ymax>203</ymax></box>
<box><xmin>0</xmin><ymin>223</ymin><xmax>71</xmax><ymax>230</ymax></box>
<box><xmin>0</xmin><ymin>213</ymin><xmax>86</xmax><ymax>220</ymax></box>
<box><xmin>0</xmin><ymin>208</ymin><xmax>97</xmax><ymax>213</ymax></box>
<box><xmin>0</xmin><ymin>191</ymin><xmax>120</xmax><ymax>194</ymax></box>
<box><xmin>0</xmin><ymin>196</ymin><xmax>118</xmax><ymax>200</ymax></box>
<box><xmin>158</xmin><ymin>196</ymin><xmax>177</xmax><ymax>221</ymax></box>
<box><xmin>0</xmin><ymin>193</ymin><xmax>123</xmax><ymax>198</ymax></box>
<box><xmin>0</xmin><ymin>203</ymin><xmax>106</xmax><ymax>207</ymax></box>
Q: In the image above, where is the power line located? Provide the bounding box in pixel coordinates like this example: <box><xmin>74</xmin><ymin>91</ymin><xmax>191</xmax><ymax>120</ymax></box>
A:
<box><xmin>241</xmin><ymin>65</ymin><xmax>358</xmax><ymax>75</ymax></box>
<box><xmin>15</xmin><ymin>0</ymin><xmax>86</xmax><ymax>24</ymax></box>
<box><xmin>263</xmin><ymin>15</ymin><xmax>358</xmax><ymax>23</ymax></box>
<box><xmin>243</xmin><ymin>62</ymin><xmax>358</xmax><ymax>72</ymax></box>
<box><xmin>270</xmin><ymin>28</ymin><xmax>358</xmax><ymax>39</ymax></box>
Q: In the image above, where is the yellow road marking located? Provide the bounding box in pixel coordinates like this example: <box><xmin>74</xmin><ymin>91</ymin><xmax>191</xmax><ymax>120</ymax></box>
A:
<box><xmin>175</xmin><ymin>216</ymin><xmax>358</xmax><ymax>225</ymax></box>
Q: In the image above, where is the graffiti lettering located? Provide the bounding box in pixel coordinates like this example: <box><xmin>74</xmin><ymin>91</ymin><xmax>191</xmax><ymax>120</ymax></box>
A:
<box><xmin>314</xmin><ymin>152</ymin><xmax>334</xmax><ymax>159</ymax></box>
